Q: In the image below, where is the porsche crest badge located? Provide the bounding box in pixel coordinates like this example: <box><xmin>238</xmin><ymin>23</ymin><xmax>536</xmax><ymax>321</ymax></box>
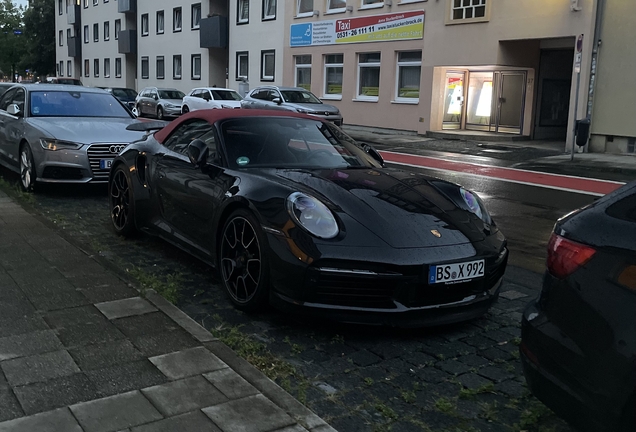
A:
<box><xmin>430</xmin><ymin>230</ymin><xmax>442</xmax><ymax>238</ymax></box>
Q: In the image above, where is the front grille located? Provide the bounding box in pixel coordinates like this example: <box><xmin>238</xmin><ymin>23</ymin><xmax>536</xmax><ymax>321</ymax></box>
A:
<box><xmin>86</xmin><ymin>143</ymin><xmax>127</xmax><ymax>181</ymax></box>
<box><xmin>309</xmin><ymin>271</ymin><xmax>399</xmax><ymax>309</ymax></box>
<box><xmin>42</xmin><ymin>166</ymin><xmax>83</xmax><ymax>180</ymax></box>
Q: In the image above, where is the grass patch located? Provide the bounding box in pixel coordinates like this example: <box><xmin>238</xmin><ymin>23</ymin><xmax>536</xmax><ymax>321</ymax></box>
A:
<box><xmin>459</xmin><ymin>382</ymin><xmax>495</xmax><ymax>399</ymax></box>
<box><xmin>374</xmin><ymin>403</ymin><xmax>398</xmax><ymax>421</ymax></box>
<box><xmin>126</xmin><ymin>266</ymin><xmax>181</xmax><ymax>304</ymax></box>
<box><xmin>0</xmin><ymin>177</ymin><xmax>36</xmax><ymax>205</ymax></box>
<box><xmin>434</xmin><ymin>397</ymin><xmax>456</xmax><ymax>415</ymax></box>
<box><xmin>517</xmin><ymin>399</ymin><xmax>554</xmax><ymax>429</ymax></box>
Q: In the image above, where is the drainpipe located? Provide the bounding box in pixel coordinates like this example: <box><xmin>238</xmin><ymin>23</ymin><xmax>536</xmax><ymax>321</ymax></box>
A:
<box><xmin>585</xmin><ymin>0</ymin><xmax>606</xmax><ymax>120</ymax></box>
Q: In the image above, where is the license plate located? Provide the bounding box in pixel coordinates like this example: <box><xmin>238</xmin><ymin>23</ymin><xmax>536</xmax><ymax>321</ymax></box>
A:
<box><xmin>99</xmin><ymin>159</ymin><xmax>113</xmax><ymax>170</ymax></box>
<box><xmin>429</xmin><ymin>259</ymin><xmax>485</xmax><ymax>284</ymax></box>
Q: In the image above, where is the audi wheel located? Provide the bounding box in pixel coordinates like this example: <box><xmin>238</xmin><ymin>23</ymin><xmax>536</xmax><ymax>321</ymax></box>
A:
<box><xmin>19</xmin><ymin>144</ymin><xmax>37</xmax><ymax>192</ymax></box>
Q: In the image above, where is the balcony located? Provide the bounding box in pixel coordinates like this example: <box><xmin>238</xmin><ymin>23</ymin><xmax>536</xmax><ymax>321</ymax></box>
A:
<box><xmin>199</xmin><ymin>16</ymin><xmax>228</xmax><ymax>49</ymax></box>
<box><xmin>68</xmin><ymin>37</ymin><xmax>81</xmax><ymax>58</ymax></box>
<box><xmin>117</xmin><ymin>0</ymin><xmax>136</xmax><ymax>14</ymax></box>
<box><xmin>67</xmin><ymin>4</ymin><xmax>81</xmax><ymax>26</ymax></box>
<box><xmin>118</xmin><ymin>30</ymin><xmax>137</xmax><ymax>54</ymax></box>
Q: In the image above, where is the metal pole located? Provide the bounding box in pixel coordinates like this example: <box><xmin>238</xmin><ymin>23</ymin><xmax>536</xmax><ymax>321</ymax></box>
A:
<box><xmin>571</xmin><ymin>71</ymin><xmax>581</xmax><ymax>161</ymax></box>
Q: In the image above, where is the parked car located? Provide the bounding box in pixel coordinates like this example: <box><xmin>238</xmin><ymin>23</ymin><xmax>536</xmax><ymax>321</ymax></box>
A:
<box><xmin>100</xmin><ymin>87</ymin><xmax>138</xmax><ymax>111</ymax></box>
<box><xmin>108</xmin><ymin>109</ymin><xmax>507</xmax><ymax>325</ymax></box>
<box><xmin>521</xmin><ymin>181</ymin><xmax>636</xmax><ymax>432</ymax></box>
<box><xmin>241</xmin><ymin>86</ymin><xmax>343</xmax><ymax>126</ymax></box>
<box><xmin>45</xmin><ymin>77</ymin><xmax>83</xmax><ymax>85</ymax></box>
<box><xmin>0</xmin><ymin>85</ymin><xmax>146</xmax><ymax>191</ymax></box>
<box><xmin>181</xmin><ymin>87</ymin><xmax>242</xmax><ymax>114</ymax></box>
<box><xmin>135</xmin><ymin>87</ymin><xmax>184</xmax><ymax>120</ymax></box>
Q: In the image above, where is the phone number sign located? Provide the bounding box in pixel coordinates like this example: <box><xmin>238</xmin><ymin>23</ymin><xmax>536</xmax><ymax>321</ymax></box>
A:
<box><xmin>290</xmin><ymin>11</ymin><xmax>424</xmax><ymax>47</ymax></box>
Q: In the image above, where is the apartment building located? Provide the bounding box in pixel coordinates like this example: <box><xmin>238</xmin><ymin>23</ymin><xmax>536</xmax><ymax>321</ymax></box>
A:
<box><xmin>56</xmin><ymin>0</ymin><xmax>229</xmax><ymax>94</ymax></box>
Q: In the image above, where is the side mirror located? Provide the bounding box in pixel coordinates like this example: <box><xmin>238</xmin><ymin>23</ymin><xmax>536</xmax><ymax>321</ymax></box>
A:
<box><xmin>187</xmin><ymin>139</ymin><xmax>209</xmax><ymax>169</ymax></box>
<box><xmin>7</xmin><ymin>104</ymin><xmax>21</xmax><ymax>116</ymax></box>
<box><xmin>152</xmin><ymin>95</ymin><xmax>158</xmax><ymax>100</ymax></box>
<box><xmin>272</xmin><ymin>97</ymin><xmax>282</xmax><ymax>105</ymax></box>
<box><xmin>363</xmin><ymin>144</ymin><xmax>384</xmax><ymax>166</ymax></box>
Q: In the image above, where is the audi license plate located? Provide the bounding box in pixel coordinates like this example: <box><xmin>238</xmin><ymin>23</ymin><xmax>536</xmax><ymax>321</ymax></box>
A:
<box><xmin>99</xmin><ymin>159</ymin><xmax>113</xmax><ymax>170</ymax></box>
<box><xmin>429</xmin><ymin>259</ymin><xmax>484</xmax><ymax>285</ymax></box>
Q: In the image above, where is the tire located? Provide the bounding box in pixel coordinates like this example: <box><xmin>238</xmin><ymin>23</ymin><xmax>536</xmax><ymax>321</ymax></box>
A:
<box><xmin>219</xmin><ymin>209</ymin><xmax>269</xmax><ymax>312</ymax></box>
<box><xmin>108</xmin><ymin>165</ymin><xmax>137</xmax><ymax>237</ymax></box>
<box><xmin>157</xmin><ymin>106</ymin><xmax>164</xmax><ymax>120</ymax></box>
<box><xmin>182</xmin><ymin>105</ymin><xmax>190</xmax><ymax>114</ymax></box>
<box><xmin>19</xmin><ymin>144</ymin><xmax>36</xmax><ymax>192</ymax></box>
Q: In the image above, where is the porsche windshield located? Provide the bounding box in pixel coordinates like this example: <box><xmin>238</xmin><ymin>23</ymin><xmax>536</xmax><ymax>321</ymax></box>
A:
<box><xmin>29</xmin><ymin>91</ymin><xmax>132</xmax><ymax>118</ymax></box>
<box><xmin>221</xmin><ymin>117</ymin><xmax>381</xmax><ymax>170</ymax></box>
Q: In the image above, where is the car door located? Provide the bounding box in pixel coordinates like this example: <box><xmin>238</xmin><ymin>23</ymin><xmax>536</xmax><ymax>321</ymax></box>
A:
<box><xmin>244</xmin><ymin>89</ymin><xmax>265</xmax><ymax>109</ymax></box>
<box><xmin>187</xmin><ymin>90</ymin><xmax>200</xmax><ymax>111</ymax></box>
<box><xmin>148</xmin><ymin>89</ymin><xmax>159</xmax><ymax>114</ymax></box>
<box><xmin>0</xmin><ymin>88</ymin><xmax>25</xmax><ymax>170</ymax></box>
<box><xmin>201</xmin><ymin>90</ymin><xmax>214</xmax><ymax>109</ymax></box>
<box><xmin>138</xmin><ymin>90</ymin><xmax>149</xmax><ymax>114</ymax></box>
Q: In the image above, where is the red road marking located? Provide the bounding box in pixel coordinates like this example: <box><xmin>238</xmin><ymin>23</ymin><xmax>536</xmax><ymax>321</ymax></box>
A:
<box><xmin>380</xmin><ymin>151</ymin><xmax>625</xmax><ymax>196</ymax></box>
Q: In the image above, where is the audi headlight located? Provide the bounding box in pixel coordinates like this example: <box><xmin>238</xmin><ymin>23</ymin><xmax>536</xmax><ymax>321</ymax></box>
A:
<box><xmin>460</xmin><ymin>188</ymin><xmax>492</xmax><ymax>225</ymax></box>
<box><xmin>286</xmin><ymin>192</ymin><xmax>339</xmax><ymax>239</ymax></box>
<box><xmin>40</xmin><ymin>139</ymin><xmax>82</xmax><ymax>151</ymax></box>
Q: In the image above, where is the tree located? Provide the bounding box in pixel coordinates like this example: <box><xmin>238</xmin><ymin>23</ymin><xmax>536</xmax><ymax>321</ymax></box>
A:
<box><xmin>23</xmin><ymin>0</ymin><xmax>56</xmax><ymax>77</ymax></box>
<box><xmin>0</xmin><ymin>0</ymin><xmax>26</xmax><ymax>81</ymax></box>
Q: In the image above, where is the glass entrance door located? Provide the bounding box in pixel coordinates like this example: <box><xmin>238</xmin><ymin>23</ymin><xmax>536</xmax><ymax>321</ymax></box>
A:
<box><xmin>442</xmin><ymin>72</ymin><xmax>465</xmax><ymax>130</ymax></box>
<box><xmin>496</xmin><ymin>72</ymin><xmax>526</xmax><ymax>134</ymax></box>
<box><xmin>466</xmin><ymin>72</ymin><xmax>494</xmax><ymax>131</ymax></box>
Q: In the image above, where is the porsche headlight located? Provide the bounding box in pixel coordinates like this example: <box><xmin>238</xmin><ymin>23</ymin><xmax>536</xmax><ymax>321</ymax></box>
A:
<box><xmin>40</xmin><ymin>139</ymin><xmax>82</xmax><ymax>151</ymax></box>
<box><xmin>286</xmin><ymin>192</ymin><xmax>339</xmax><ymax>239</ymax></box>
<box><xmin>460</xmin><ymin>188</ymin><xmax>492</xmax><ymax>225</ymax></box>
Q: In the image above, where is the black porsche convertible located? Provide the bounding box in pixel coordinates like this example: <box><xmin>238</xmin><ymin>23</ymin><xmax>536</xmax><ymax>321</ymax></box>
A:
<box><xmin>108</xmin><ymin>110</ymin><xmax>508</xmax><ymax>326</ymax></box>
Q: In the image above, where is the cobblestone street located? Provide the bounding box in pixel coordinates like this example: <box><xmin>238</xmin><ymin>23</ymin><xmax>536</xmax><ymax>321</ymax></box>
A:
<box><xmin>0</xmin><ymin>178</ymin><xmax>574</xmax><ymax>432</ymax></box>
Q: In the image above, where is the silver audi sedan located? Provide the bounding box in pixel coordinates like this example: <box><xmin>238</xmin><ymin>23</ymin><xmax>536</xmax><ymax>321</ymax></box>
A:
<box><xmin>0</xmin><ymin>84</ymin><xmax>146</xmax><ymax>191</ymax></box>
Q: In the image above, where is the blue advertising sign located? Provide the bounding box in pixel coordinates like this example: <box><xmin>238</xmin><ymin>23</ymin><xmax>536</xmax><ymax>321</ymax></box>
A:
<box><xmin>290</xmin><ymin>23</ymin><xmax>312</xmax><ymax>47</ymax></box>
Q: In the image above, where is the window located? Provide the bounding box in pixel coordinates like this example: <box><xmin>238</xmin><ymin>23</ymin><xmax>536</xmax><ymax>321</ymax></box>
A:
<box><xmin>141</xmin><ymin>13</ymin><xmax>149</xmax><ymax>36</ymax></box>
<box><xmin>191</xmin><ymin>3</ymin><xmax>201</xmax><ymax>29</ymax></box>
<box><xmin>93</xmin><ymin>0</ymin><xmax>98</xmax><ymax>6</ymax></box>
<box><xmin>94</xmin><ymin>59</ymin><xmax>99</xmax><ymax>77</ymax></box>
<box><xmin>58</xmin><ymin>0</ymin><xmax>63</xmax><ymax>15</ymax></box>
<box><xmin>361</xmin><ymin>0</ymin><xmax>383</xmax><ymax>6</ymax></box>
<box><xmin>115</xmin><ymin>58</ymin><xmax>122</xmax><ymax>78</ymax></box>
<box><xmin>297</xmin><ymin>0</ymin><xmax>313</xmax><ymax>16</ymax></box>
<box><xmin>324</xmin><ymin>54</ymin><xmax>343</xmax><ymax>98</ymax></box>
<box><xmin>173</xmin><ymin>55</ymin><xmax>182</xmax><ymax>79</ymax></box>
<box><xmin>93</xmin><ymin>23</ymin><xmax>99</xmax><ymax>42</ymax></box>
<box><xmin>83</xmin><ymin>0</ymin><xmax>88</xmax><ymax>9</ymax></box>
<box><xmin>450</xmin><ymin>0</ymin><xmax>487</xmax><ymax>21</ymax></box>
<box><xmin>115</xmin><ymin>19</ymin><xmax>121</xmax><ymax>40</ymax></box>
<box><xmin>191</xmin><ymin>54</ymin><xmax>201</xmax><ymax>79</ymax></box>
<box><xmin>260</xmin><ymin>50</ymin><xmax>275</xmax><ymax>81</ymax></box>
<box><xmin>67</xmin><ymin>28</ymin><xmax>71</xmax><ymax>40</ymax></box>
<box><xmin>104</xmin><ymin>21</ymin><xmax>110</xmax><ymax>40</ymax></box>
<box><xmin>157</xmin><ymin>10</ymin><xmax>164</xmax><ymax>34</ymax></box>
<box><xmin>141</xmin><ymin>57</ymin><xmax>149</xmax><ymax>79</ymax></box>
<box><xmin>163</xmin><ymin>120</ymin><xmax>213</xmax><ymax>155</ymax></box>
<box><xmin>357</xmin><ymin>52</ymin><xmax>381</xmax><ymax>100</ymax></box>
<box><xmin>83</xmin><ymin>25</ymin><xmax>89</xmax><ymax>43</ymax></box>
<box><xmin>237</xmin><ymin>0</ymin><xmax>249</xmax><ymax>24</ymax></box>
<box><xmin>104</xmin><ymin>58</ymin><xmax>110</xmax><ymax>78</ymax></box>
<box><xmin>295</xmin><ymin>55</ymin><xmax>311</xmax><ymax>91</ymax></box>
<box><xmin>262</xmin><ymin>0</ymin><xmax>276</xmax><ymax>20</ymax></box>
<box><xmin>59</xmin><ymin>61</ymin><xmax>64</xmax><ymax>76</ymax></box>
<box><xmin>59</xmin><ymin>30</ymin><xmax>63</xmax><ymax>46</ymax></box>
<box><xmin>173</xmin><ymin>7</ymin><xmax>182</xmax><ymax>32</ymax></box>
<box><xmin>236</xmin><ymin>52</ymin><xmax>248</xmax><ymax>80</ymax></box>
<box><xmin>327</xmin><ymin>0</ymin><xmax>346</xmax><ymax>12</ymax></box>
<box><xmin>395</xmin><ymin>51</ymin><xmax>421</xmax><ymax>101</ymax></box>
<box><xmin>67</xmin><ymin>60</ymin><xmax>72</xmax><ymax>77</ymax></box>
<box><xmin>84</xmin><ymin>59</ymin><xmax>89</xmax><ymax>77</ymax></box>
<box><xmin>157</xmin><ymin>56</ymin><xmax>165</xmax><ymax>79</ymax></box>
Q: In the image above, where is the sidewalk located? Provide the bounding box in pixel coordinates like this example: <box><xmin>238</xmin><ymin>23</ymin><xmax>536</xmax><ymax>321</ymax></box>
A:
<box><xmin>0</xmin><ymin>190</ymin><xmax>335</xmax><ymax>432</ymax></box>
<box><xmin>344</xmin><ymin>125</ymin><xmax>636</xmax><ymax>183</ymax></box>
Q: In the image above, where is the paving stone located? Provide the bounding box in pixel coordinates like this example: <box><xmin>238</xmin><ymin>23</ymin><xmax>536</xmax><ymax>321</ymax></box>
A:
<box><xmin>483</xmin><ymin>329</ymin><xmax>515</xmax><ymax>344</ymax></box>
<box><xmin>480</xmin><ymin>347</ymin><xmax>512</xmax><ymax>362</ymax></box>
<box><xmin>0</xmin><ymin>407</ymin><xmax>82</xmax><ymax>432</ymax></box>
<box><xmin>463</xmin><ymin>335</ymin><xmax>496</xmax><ymax>350</ymax></box>
<box><xmin>27</xmin><ymin>290</ymin><xmax>92</xmax><ymax>312</ymax></box>
<box><xmin>456</xmin><ymin>373</ymin><xmax>493</xmax><ymax>390</ymax></box>
<box><xmin>0</xmin><ymin>315</ymin><xmax>50</xmax><ymax>338</ymax></box>
<box><xmin>401</xmin><ymin>351</ymin><xmax>436</xmax><ymax>367</ymax></box>
<box><xmin>13</xmin><ymin>373</ymin><xmax>101</xmax><ymax>415</ymax></box>
<box><xmin>70</xmin><ymin>391</ymin><xmax>163</xmax><ymax>432</ymax></box>
<box><xmin>273</xmin><ymin>425</ymin><xmax>308</xmax><ymax>432</ymax></box>
<box><xmin>203</xmin><ymin>368</ymin><xmax>259</xmax><ymax>400</ymax></box>
<box><xmin>1</xmin><ymin>350</ymin><xmax>80</xmax><ymax>386</ymax></box>
<box><xmin>347</xmin><ymin>350</ymin><xmax>382</xmax><ymax>367</ymax></box>
<box><xmin>499</xmin><ymin>290</ymin><xmax>529</xmax><ymax>300</ymax></box>
<box><xmin>69</xmin><ymin>340</ymin><xmax>145</xmax><ymax>371</ymax></box>
<box><xmin>78</xmin><ymin>281</ymin><xmax>138</xmax><ymax>303</ymax></box>
<box><xmin>387</xmin><ymin>421</ymin><xmax>427</xmax><ymax>432</ymax></box>
<box><xmin>0</xmin><ymin>385</ymin><xmax>23</xmax><ymax>422</ymax></box>
<box><xmin>0</xmin><ymin>330</ymin><xmax>63</xmax><ymax>361</ymax></box>
<box><xmin>150</xmin><ymin>346</ymin><xmax>227</xmax><ymax>380</ymax></box>
<box><xmin>95</xmin><ymin>297</ymin><xmax>157</xmax><ymax>321</ymax></box>
<box><xmin>414</xmin><ymin>366</ymin><xmax>449</xmax><ymax>383</ymax></box>
<box><xmin>130</xmin><ymin>411</ymin><xmax>222</xmax><ymax>432</ymax></box>
<box><xmin>308</xmin><ymin>424</ymin><xmax>337</xmax><ymax>432</ymax></box>
<box><xmin>44</xmin><ymin>306</ymin><xmax>126</xmax><ymax>348</ymax></box>
<box><xmin>477</xmin><ymin>366</ymin><xmax>515</xmax><ymax>383</ymax></box>
<box><xmin>129</xmin><ymin>329</ymin><xmax>200</xmax><ymax>357</ymax></box>
<box><xmin>202</xmin><ymin>394</ymin><xmax>296</xmax><ymax>432</ymax></box>
<box><xmin>495</xmin><ymin>379</ymin><xmax>525</xmax><ymax>398</ymax></box>
<box><xmin>142</xmin><ymin>375</ymin><xmax>226</xmax><ymax>416</ymax></box>
<box><xmin>457</xmin><ymin>354</ymin><xmax>491</xmax><ymax>368</ymax></box>
<box><xmin>328</xmin><ymin>415</ymin><xmax>373</xmax><ymax>432</ymax></box>
<box><xmin>436</xmin><ymin>360</ymin><xmax>472</xmax><ymax>376</ymax></box>
<box><xmin>86</xmin><ymin>359</ymin><xmax>167</xmax><ymax>397</ymax></box>
<box><xmin>112</xmin><ymin>311</ymin><xmax>183</xmax><ymax>338</ymax></box>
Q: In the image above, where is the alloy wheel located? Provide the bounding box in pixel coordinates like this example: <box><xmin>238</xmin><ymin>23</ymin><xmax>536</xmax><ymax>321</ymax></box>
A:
<box><xmin>20</xmin><ymin>146</ymin><xmax>34</xmax><ymax>191</ymax></box>
<box><xmin>110</xmin><ymin>169</ymin><xmax>130</xmax><ymax>231</ymax></box>
<box><xmin>182</xmin><ymin>106</ymin><xmax>189</xmax><ymax>114</ymax></box>
<box><xmin>157</xmin><ymin>107</ymin><xmax>164</xmax><ymax>120</ymax></box>
<box><xmin>221</xmin><ymin>216</ymin><xmax>262</xmax><ymax>304</ymax></box>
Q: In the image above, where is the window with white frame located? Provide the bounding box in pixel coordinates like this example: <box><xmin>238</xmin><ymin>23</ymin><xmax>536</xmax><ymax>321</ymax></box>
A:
<box><xmin>93</xmin><ymin>23</ymin><xmax>99</xmax><ymax>42</ymax></box>
<box><xmin>395</xmin><ymin>51</ymin><xmax>421</xmax><ymax>101</ymax></box>
<box><xmin>191</xmin><ymin>54</ymin><xmax>201</xmax><ymax>79</ymax></box>
<box><xmin>93</xmin><ymin>0</ymin><xmax>98</xmax><ymax>6</ymax></box>
<box><xmin>94</xmin><ymin>59</ymin><xmax>99</xmax><ymax>77</ymax></box>
<box><xmin>361</xmin><ymin>0</ymin><xmax>383</xmax><ymax>6</ymax></box>
<box><xmin>141</xmin><ymin>14</ymin><xmax>149</xmax><ymax>36</ymax></box>
<box><xmin>59</xmin><ymin>61</ymin><xmax>64</xmax><ymax>76</ymax></box>
<box><xmin>115</xmin><ymin>58</ymin><xmax>122</xmax><ymax>77</ymax></box>
<box><xmin>104</xmin><ymin>21</ymin><xmax>109</xmax><ymax>40</ymax></box>
<box><xmin>261</xmin><ymin>50</ymin><xmax>275</xmax><ymax>81</ymax></box>
<box><xmin>191</xmin><ymin>3</ymin><xmax>201</xmax><ymax>29</ymax></box>
<box><xmin>141</xmin><ymin>57</ymin><xmax>149</xmax><ymax>79</ymax></box>
<box><xmin>173</xmin><ymin>7</ymin><xmax>182</xmax><ymax>32</ymax></box>
<box><xmin>297</xmin><ymin>0</ymin><xmax>313</xmax><ymax>16</ymax></box>
<box><xmin>156</xmin><ymin>11</ymin><xmax>164</xmax><ymax>34</ymax></box>
<box><xmin>324</xmin><ymin>54</ymin><xmax>343</xmax><ymax>98</ymax></box>
<box><xmin>67</xmin><ymin>28</ymin><xmax>71</xmax><ymax>40</ymax></box>
<box><xmin>327</xmin><ymin>0</ymin><xmax>346</xmax><ymax>12</ymax></box>
<box><xmin>104</xmin><ymin>58</ymin><xmax>110</xmax><ymax>77</ymax></box>
<box><xmin>262</xmin><ymin>0</ymin><xmax>276</xmax><ymax>20</ymax></box>
<box><xmin>357</xmin><ymin>52</ymin><xmax>380</xmax><ymax>100</ymax></box>
<box><xmin>115</xmin><ymin>19</ymin><xmax>121</xmax><ymax>40</ymax></box>
<box><xmin>237</xmin><ymin>0</ymin><xmax>249</xmax><ymax>24</ymax></box>
<box><xmin>83</xmin><ymin>25</ymin><xmax>88</xmax><ymax>43</ymax></box>
<box><xmin>173</xmin><ymin>55</ymin><xmax>182</xmax><ymax>79</ymax></box>
<box><xmin>451</xmin><ymin>0</ymin><xmax>487</xmax><ymax>20</ymax></box>
<box><xmin>67</xmin><ymin>60</ymin><xmax>72</xmax><ymax>77</ymax></box>
<box><xmin>83</xmin><ymin>0</ymin><xmax>87</xmax><ymax>9</ymax></box>
<box><xmin>84</xmin><ymin>59</ymin><xmax>89</xmax><ymax>77</ymax></box>
<box><xmin>58</xmin><ymin>30</ymin><xmax>63</xmax><ymax>46</ymax></box>
<box><xmin>157</xmin><ymin>56</ymin><xmax>165</xmax><ymax>79</ymax></box>
<box><xmin>236</xmin><ymin>52</ymin><xmax>248</xmax><ymax>79</ymax></box>
<box><xmin>295</xmin><ymin>55</ymin><xmax>311</xmax><ymax>91</ymax></box>
<box><xmin>58</xmin><ymin>0</ymin><xmax>62</xmax><ymax>15</ymax></box>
